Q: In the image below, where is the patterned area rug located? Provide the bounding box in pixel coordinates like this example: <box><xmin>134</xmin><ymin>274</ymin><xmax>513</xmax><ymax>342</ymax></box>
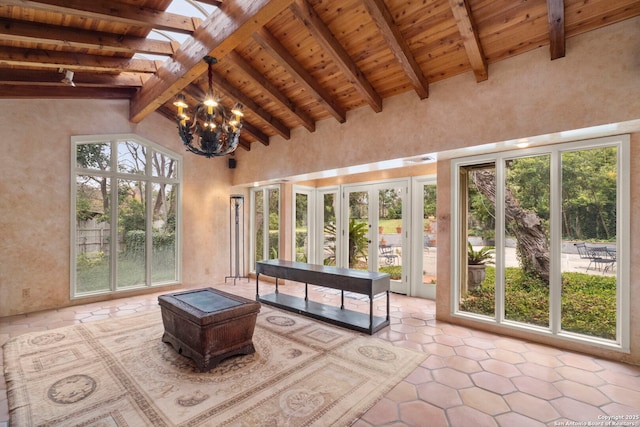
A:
<box><xmin>3</xmin><ymin>305</ymin><xmax>426</xmax><ymax>426</ymax></box>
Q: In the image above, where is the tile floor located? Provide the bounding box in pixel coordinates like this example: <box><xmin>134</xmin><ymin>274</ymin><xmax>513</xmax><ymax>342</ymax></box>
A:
<box><xmin>1</xmin><ymin>280</ymin><xmax>639</xmax><ymax>426</ymax></box>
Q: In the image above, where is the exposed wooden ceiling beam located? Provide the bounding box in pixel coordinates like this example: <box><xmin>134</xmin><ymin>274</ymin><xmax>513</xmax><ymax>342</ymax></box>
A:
<box><xmin>0</xmin><ymin>69</ymin><xmax>147</xmax><ymax>87</ymax></box>
<box><xmin>290</xmin><ymin>0</ymin><xmax>383</xmax><ymax>113</ymax></box>
<box><xmin>448</xmin><ymin>0</ymin><xmax>488</xmax><ymax>82</ymax></box>
<box><xmin>1</xmin><ymin>0</ymin><xmax>198</xmax><ymax>34</ymax></box>
<box><xmin>195</xmin><ymin>0</ymin><xmax>223</xmax><ymax>6</ymax></box>
<box><xmin>547</xmin><ymin>0</ymin><xmax>565</xmax><ymax>60</ymax></box>
<box><xmin>0</xmin><ymin>47</ymin><xmax>158</xmax><ymax>73</ymax></box>
<box><xmin>130</xmin><ymin>0</ymin><xmax>295</xmax><ymax>123</ymax></box>
<box><xmin>239</xmin><ymin>122</ymin><xmax>270</xmax><ymax>147</ymax></box>
<box><xmin>253</xmin><ymin>28</ymin><xmax>347</xmax><ymax>123</ymax></box>
<box><xmin>226</xmin><ymin>50</ymin><xmax>315</xmax><ymax>132</ymax></box>
<box><xmin>0</xmin><ymin>18</ymin><xmax>176</xmax><ymax>57</ymax></box>
<box><xmin>213</xmin><ymin>76</ymin><xmax>290</xmax><ymax>140</ymax></box>
<box><xmin>361</xmin><ymin>0</ymin><xmax>429</xmax><ymax>99</ymax></box>
<box><xmin>0</xmin><ymin>84</ymin><xmax>135</xmax><ymax>98</ymax></box>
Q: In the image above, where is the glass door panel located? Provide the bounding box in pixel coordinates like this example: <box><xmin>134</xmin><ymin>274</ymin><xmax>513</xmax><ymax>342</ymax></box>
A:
<box><xmin>459</xmin><ymin>164</ymin><xmax>497</xmax><ymax>319</ymax></box>
<box><xmin>561</xmin><ymin>147</ymin><xmax>618</xmax><ymax>340</ymax></box>
<box><xmin>347</xmin><ymin>190</ymin><xmax>370</xmax><ymax>270</ymax></box>
<box><xmin>254</xmin><ymin>190</ymin><xmax>265</xmax><ymax>263</ymax></box>
<box><xmin>267</xmin><ymin>188</ymin><xmax>280</xmax><ymax>259</ymax></box>
<box><xmin>250</xmin><ymin>186</ymin><xmax>280</xmax><ymax>270</ymax></box>
<box><xmin>320</xmin><ymin>191</ymin><xmax>337</xmax><ymax>266</ymax></box>
<box><xmin>504</xmin><ymin>155</ymin><xmax>550</xmax><ymax>328</ymax></box>
<box><xmin>294</xmin><ymin>192</ymin><xmax>309</xmax><ymax>262</ymax></box>
<box><xmin>378</xmin><ymin>185</ymin><xmax>406</xmax><ymax>293</ymax></box>
<box><xmin>421</xmin><ymin>182</ymin><xmax>437</xmax><ymax>297</ymax></box>
<box><xmin>345</xmin><ymin>182</ymin><xmax>408</xmax><ymax>293</ymax></box>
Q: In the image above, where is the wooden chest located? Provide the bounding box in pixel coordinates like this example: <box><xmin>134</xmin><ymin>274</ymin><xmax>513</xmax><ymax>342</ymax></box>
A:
<box><xmin>158</xmin><ymin>287</ymin><xmax>260</xmax><ymax>372</ymax></box>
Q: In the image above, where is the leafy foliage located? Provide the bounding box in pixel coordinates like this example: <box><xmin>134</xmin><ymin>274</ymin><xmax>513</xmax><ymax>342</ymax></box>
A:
<box><xmin>348</xmin><ymin>219</ymin><xmax>369</xmax><ymax>268</ymax></box>
<box><xmin>322</xmin><ymin>219</ymin><xmax>369</xmax><ymax>267</ymax></box>
<box><xmin>467</xmin><ymin>242</ymin><xmax>495</xmax><ymax>265</ymax></box>
<box><xmin>379</xmin><ymin>265</ymin><xmax>402</xmax><ymax>280</ymax></box>
<box><xmin>124</xmin><ymin>230</ymin><xmax>175</xmax><ymax>261</ymax></box>
<box><xmin>460</xmin><ymin>267</ymin><xmax>616</xmax><ymax>340</ymax></box>
<box><xmin>468</xmin><ymin>147</ymin><xmax>618</xmax><ymax>242</ymax></box>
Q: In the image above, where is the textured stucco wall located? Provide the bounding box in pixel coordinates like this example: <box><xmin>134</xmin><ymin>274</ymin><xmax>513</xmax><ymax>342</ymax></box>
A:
<box><xmin>0</xmin><ymin>99</ymin><xmax>233</xmax><ymax>316</ymax></box>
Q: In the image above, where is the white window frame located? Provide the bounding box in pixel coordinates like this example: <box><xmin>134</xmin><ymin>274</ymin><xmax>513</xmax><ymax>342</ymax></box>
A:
<box><xmin>410</xmin><ymin>175</ymin><xmax>437</xmax><ymax>298</ymax></box>
<box><xmin>70</xmin><ymin>133</ymin><xmax>182</xmax><ymax>298</ymax></box>
<box><xmin>451</xmin><ymin>135</ymin><xmax>630</xmax><ymax>351</ymax></box>
<box><xmin>249</xmin><ymin>185</ymin><xmax>281</xmax><ymax>272</ymax></box>
<box><xmin>314</xmin><ymin>186</ymin><xmax>340</xmax><ymax>265</ymax></box>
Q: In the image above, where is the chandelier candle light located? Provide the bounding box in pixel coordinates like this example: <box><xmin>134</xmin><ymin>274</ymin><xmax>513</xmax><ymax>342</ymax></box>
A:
<box><xmin>174</xmin><ymin>56</ymin><xmax>244</xmax><ymax>158</ymax></box>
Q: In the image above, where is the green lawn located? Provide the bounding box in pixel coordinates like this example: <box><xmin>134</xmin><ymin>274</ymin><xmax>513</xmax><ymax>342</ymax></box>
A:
<box><xmin>76</xmin><ymin>253</ymin><xmax>177</xmax><ymax>294</ymax></box>
<box><xmin>379</xmin><ymin>219</ymin><xmax>402</xmax><ymax>233</ymax></box>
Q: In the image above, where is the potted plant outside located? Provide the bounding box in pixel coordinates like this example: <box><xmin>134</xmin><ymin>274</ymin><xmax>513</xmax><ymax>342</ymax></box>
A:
<box><xmin>467</xmin><ymin>242</ymin><xmax>495</xmax><ymax>290</ymax></box>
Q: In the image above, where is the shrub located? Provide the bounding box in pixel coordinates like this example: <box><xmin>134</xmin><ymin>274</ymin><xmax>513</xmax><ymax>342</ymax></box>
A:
<box><xmin>124</xmin><ymin>230</ymin><xmax>175</xmax><ymax>261</ymax></box>
<box><xmin>459</xmin><ymin>267</ymin><xmax>616</xmax><ymax>339</ymax></box>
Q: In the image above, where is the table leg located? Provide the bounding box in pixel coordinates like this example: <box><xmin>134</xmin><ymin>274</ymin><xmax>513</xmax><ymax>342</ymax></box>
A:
<box><xmin>341</xmin><ymin>290</ymin><xmax>345</xmax><ymax>309</ymax></box>
<box><xmin>256</xmin><ymin>273</ymin><xmax>260</xmax><ymax>300</ymax></box>
<box><xmin>386</xmin><ymin>290</ymin><xmax>390</xmax><ymax>321</ymax></box>
<box><xmin>275</xmin><ymin>277</ymin><xmax>279</xmax><ymax>294</ymax></box>
<box><xmin>369</xmin><ymin>295</ymin><xmax>374</xmax><ymax>332</ymax></box>
<box><xmin>305</xmin><ymin>283</ymin><xmax>308</xmax><ymax>301</ymax></box>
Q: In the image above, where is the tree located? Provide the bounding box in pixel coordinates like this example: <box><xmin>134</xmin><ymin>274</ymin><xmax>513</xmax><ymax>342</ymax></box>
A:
<box><xmin>423</xmin><ymin>184</ymin><xmax>437</xmax><ymax>218</ymax></box>
<box><xmin>561</xmin><ymin>148</ymin><xmax>617</xmax><ymax>241</ymax></box>
<box><xmin>77</xmin><ymin>143</ymin><xmax>110</xmax><ymax>215</ymax></box>
<box><xmin>470</xmin><ymin>169</ymin><xmax>550</xmax><ymax>283</ymax></box>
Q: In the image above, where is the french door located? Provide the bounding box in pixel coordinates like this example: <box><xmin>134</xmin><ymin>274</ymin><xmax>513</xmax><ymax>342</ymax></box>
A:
<box><xmin>410</xmin><ymin>176</ymin><xmax>438</xmax><ymax>298</ymax></box>
<box><xmin>343</xmin><ymin>181</ymin><xmax>409</xmax><ymax>294</ymax></box>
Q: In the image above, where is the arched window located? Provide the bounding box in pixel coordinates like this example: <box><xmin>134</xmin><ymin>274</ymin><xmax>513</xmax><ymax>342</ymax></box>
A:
<box><xmin>71</xmin><ymin>134</ymin><xmax>181</xmax><ymax>297</ymax></box>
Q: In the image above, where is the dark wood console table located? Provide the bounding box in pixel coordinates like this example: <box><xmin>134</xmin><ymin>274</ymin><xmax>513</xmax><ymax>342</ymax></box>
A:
<box><xmin>256</xmin><ymin>259</ymin><xmax>390</xmax><ymax>334</ymax></box>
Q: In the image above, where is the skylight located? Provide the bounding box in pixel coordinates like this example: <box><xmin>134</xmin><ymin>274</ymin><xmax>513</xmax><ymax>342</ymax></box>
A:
<box><xmin>133</xmin><ymin>0</ymin><xmax>217</xmax><ymax>61</ymax></box>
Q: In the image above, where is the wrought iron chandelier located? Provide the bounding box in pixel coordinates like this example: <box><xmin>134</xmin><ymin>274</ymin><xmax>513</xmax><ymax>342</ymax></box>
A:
<box><xmin>174</xmin><ymin>56</ymin><xmax>244</xmax><ymax>158</ymax></box>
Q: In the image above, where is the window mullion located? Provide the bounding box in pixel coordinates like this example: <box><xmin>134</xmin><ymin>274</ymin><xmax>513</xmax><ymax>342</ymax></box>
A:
<box><xmin>617</xmin><ymin>139</ymin><xmax>630</xmax><ymax>349</ymax></box>
<box><xmin>549</xmin><ymin>151</ymin><xmax>562</xmax><ymax>334</ymax></box>
<box><xmin>495</xmin><ymin>160</ymin><xmax>505</xmax><ymax>323</ymax></box>
<box><xmin>146</xmin><ymin>165</ymin><xmax>153</xmax><ymax>288</ymax></box>
<box><xmin>110</xmin><ymin>140</ymin><xmax>118</xmax><ymax>292</ymax></box>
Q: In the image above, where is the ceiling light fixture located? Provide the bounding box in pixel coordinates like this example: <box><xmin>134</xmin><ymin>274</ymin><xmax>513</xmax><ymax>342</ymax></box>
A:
<box><xmin>60</xmin><ymin>69</ymin><xmax>76</xmax><ymax>87</ymax></box>
<box><xmin>174</xmin><ymin>56</ymin><xmax>244</xmax><ymax>158</ymax></box>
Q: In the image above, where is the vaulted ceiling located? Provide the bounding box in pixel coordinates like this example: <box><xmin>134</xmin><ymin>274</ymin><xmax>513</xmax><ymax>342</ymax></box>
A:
<box><xmin>1</xmin><ymin>0</ymin><xmax>639</xmax><ymax>151</ymax></box>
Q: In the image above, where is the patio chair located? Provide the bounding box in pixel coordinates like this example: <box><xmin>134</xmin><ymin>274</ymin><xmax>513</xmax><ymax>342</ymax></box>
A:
<box><xmin>590</xmin><ymin>246</ymin><xmax>616</xmax><ymax>273</ymax></box>
<box><xmin>379</xmin><ymin>244</ymin><xmax>398</xmax><ymax>265</ymax></box>
<box><xmin>574</xmin><ymin>243</ymin><xmax>615</xmax><ymax>273</ymax></box>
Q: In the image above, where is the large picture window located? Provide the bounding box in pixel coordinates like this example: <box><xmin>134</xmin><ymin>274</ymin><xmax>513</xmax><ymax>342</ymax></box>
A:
<box><xmin>452</xmin><ymin>136</ymin><xmax>629</xmax><ymax>350</ymax></box>
<box><xmin>72</xmin><ymin>134</ymin><xmax>181</xmax><ymax>297</ymax></box>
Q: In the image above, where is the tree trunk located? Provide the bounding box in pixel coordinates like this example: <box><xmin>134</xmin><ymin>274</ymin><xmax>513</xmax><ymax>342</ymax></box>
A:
<box><xmin>471</xmin><ymin>170</ymin><xmax>550</xmax><ymax>283</ymax></box>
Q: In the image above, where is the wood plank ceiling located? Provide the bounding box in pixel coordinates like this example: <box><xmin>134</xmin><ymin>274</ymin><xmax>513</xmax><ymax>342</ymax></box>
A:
<box><xmin>1</xmin><ymin>0</ymin><xmax>639</xmax><ymax>151</ymax></box>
